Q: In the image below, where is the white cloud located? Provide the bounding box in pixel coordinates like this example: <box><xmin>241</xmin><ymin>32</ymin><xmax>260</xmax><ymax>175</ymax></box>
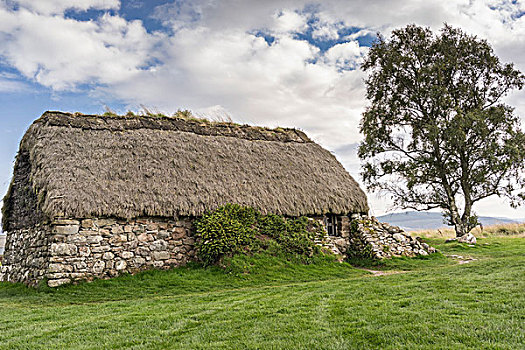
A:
<box><xmin>325</xmin><ymin>41</ymin><xmax>367</xmax><ymax>69</ymax></box>
<box><xmin>11</xmin><ymin>0</ymin><xmax>120</xmax><ymax>15</ymax></box>
<box><xmin>274</xmin><ymin>9</ymin><xmax>308</xmax><ymax>33</ymax></box>
<box><xmin>0</xmin><ymin>7</ymin><xmax>162</xmax><ymax>90</ymax></box>
<box><xmin>310</xmin><ymin>11</ymin><xmax>342</xmax><ymax>40</ymax></box>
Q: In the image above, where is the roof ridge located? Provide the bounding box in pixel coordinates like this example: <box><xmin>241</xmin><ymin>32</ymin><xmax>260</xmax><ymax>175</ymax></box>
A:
<box><xmin>37</xmin><ymin>111</ymin><xmax>312</xmax><ymax>143</ymax></box>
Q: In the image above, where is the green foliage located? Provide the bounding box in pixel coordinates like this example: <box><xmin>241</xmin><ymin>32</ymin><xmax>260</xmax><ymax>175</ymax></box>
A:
<box><xmin>195</xmin><ymin>204</ymin><xmax>259</xmax><ymax>265</ymax></box>
<box><xmin>173</xmin><ymin>109</ymin><xmax>195</xmax><ymax>119</ymax></box>
<box><xmin>258</xmin><ymin>215</ymin><xmax>321</xmax><ymax>257</ymax></box>
<box><xmin>102</xmin><ymin>111</ymin><xmax>118</xmax><ymax>117</ymax></box>
<box><xmin>346</xmin><ymin>218</ymin><xmax>376</xmax><ymax>259</ymax></box>
<box><xmin>359</xmin><ymin>24</ymin><xmax>525</xmax><ymax>237</ymax></box>
<box><xmin>195</xmin><ymin>204</ymin><xmax>323</xmax><ymax>265</ymax></box>
<box><xmin>258</xmin><ymin>213</ymin><xmax>287</xmax><ymax>239</ymax></box>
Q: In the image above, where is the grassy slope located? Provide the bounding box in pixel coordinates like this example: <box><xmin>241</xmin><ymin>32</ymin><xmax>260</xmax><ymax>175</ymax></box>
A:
<box><xmin>0</xmin><ymin>237</ymin><xmax>524</xmax><ymax>349</ymax></box>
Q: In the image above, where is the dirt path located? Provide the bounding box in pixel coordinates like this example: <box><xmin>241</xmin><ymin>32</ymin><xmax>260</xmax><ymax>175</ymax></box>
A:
<box><xmin>356</xmin><ymin>255</ymin><xmax>479</xmax><ymax>276</ymax></box>
<box><xmin>356</xmin><ymin>268</ymin><xmax>407</xmax><ymax>277</ymax></box>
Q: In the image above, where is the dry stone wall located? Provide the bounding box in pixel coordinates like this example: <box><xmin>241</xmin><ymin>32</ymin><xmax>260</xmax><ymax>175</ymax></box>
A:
<box><xmin>317</xmin><ymin>215</ymin><xmax>435</xmax><ymax>259</ymax></box>
<box><xmin>342</xmin><ymin>215</ymin><xmax>435</xmax><ymax>259</ymax></box>
<box><xmin>0</xmin><ymin>225</ymin><xmax>51</xmax><ymax>286</ymax></box>
<box><xmin>1</xmin><ymin>217</ymin><xmax>196</xmax><ymax>287</ymax></box>
<box><xmin>1</xmin><ymin>213</ymin><xmax>437</xmax><ymax>288</ymax></box>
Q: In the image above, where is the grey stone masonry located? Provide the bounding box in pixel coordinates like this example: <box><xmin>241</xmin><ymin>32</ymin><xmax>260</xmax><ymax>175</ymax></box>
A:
<box><xmin>0</xmin><ymin>217</ymin><xmax>196</xmax><ymax>287</ymax></box>
<box><xmin>344</xmin><ymin>215</ymin><xmax>436</xmax><ymax>259</ymax></box>
<box><xmin>0</xmin><ymin>224</ymin><xmax>51</xmax><ymax>286</ymax></box>
<box><xmin>319</xmin><ymin>214</ymin><xmax>436</xmax><ymax>260</ymax></box>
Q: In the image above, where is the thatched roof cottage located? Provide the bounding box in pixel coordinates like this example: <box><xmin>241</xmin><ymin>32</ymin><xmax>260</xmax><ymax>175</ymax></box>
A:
<box><xmin>0</xmin><ymin>111</ymin><xmax>369</xmax><ymax>287</ymax></box>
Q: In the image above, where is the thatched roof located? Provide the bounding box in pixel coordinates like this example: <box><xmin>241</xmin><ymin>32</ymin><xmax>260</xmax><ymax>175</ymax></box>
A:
<box><xmin>2</xmin><ymin>111</ymin><xmax>368</xmax><ymax>230</ymax></box>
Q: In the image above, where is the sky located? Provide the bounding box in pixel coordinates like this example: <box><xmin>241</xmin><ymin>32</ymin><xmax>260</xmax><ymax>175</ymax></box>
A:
<box><xmin>0</xmin><ymin>0</ymin><xmax>524</xmax><ymax>221</ymax></box>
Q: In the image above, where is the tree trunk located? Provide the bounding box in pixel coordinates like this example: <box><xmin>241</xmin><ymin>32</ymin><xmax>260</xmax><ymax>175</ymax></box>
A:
<box><xmin>450</xmin><ymin>206</ymin><xmax>468</xmax><ymax>237</ymax></box>
<box><xmin>441</xmin><ymin>179</ymin><xmax>467</xmax><ymax>237</ymax></box>
<box><xmin>454</xmin><ymin>222</ymin><xmax>468</xmax><ymax>238</ymax></box>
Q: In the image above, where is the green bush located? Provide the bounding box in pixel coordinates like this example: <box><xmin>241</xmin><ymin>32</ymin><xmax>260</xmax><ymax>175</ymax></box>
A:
<box><xmin>278</xmin><ymin>217</ymin><xmax>313</xmax><ymax>256</ymax></box>
<box><xmin>258</xmin><ymin>214</ymin><xmax>287</xmax><ymax>239</ymax></box>
<box><xmin>195</xmin><ymin>204</ymin><xmax>259</xmax><ymax>265</ymax></box>
<box><xmin>258</xmin><ymin>215</ymin><xmax>322</xmax><ymax>257</ymax></box>
<box><xmin>196</xmin><ymin>204</ymin><xmax>325</xmax><ymax>265</ymax></box>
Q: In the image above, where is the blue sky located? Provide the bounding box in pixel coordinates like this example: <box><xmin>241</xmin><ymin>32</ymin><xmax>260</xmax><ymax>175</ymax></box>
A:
<box><xmin>0</xmin><ymin>0</ymin><xmax>524</xmax><ymax>220</ymax></box>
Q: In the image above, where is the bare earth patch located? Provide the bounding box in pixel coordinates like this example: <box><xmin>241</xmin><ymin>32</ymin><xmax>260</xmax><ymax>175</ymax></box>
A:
<box><xmin>357</xmin><ymin>268</ymin><xmax>407</xmax><ymax>276</ymax></box>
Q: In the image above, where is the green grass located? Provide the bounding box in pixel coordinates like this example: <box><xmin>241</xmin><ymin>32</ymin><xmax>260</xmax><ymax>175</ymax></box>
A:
<box><xmin>1</xmin><ymin>236</ymin><xmax>524</xmax><ymax>349</ymax></box>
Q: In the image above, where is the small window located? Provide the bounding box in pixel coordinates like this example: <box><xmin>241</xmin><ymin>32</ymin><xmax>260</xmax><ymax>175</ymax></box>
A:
<box><xmin>325</xmin><ymin>214</ymin><xmax>338</xmax><ymax>236</ymax></box>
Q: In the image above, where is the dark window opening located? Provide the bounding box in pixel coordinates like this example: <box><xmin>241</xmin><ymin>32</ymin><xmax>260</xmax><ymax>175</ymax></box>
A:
<box><xmin>325</xmin><ymin>214</ymin><xmax>339</xmax><ymax>236</ymax></box>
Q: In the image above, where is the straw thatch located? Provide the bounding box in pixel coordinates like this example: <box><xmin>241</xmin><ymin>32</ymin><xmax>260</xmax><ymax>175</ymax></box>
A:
<box><xmin>2</xmin><ymin>111</ymin><xmax>368</xmax><ymax>230</ymax></box>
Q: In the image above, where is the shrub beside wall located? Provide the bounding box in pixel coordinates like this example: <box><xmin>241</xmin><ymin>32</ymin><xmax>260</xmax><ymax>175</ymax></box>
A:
<box><xmin>195</xmin><ymin>204</ymin><xmax>324</xmax><ymax>265</ymax></box>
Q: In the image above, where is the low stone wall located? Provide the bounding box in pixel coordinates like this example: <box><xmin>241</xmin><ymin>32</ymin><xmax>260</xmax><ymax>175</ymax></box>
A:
<box><xmin>1</xmin><ymin>217</ymin><xmax>196</xmax><ymax>287</ymax></box>
<box><xmin>318</xmin><ymin>215</ymin><xmax>435</xmax><ymax>259</ymax></box>
<box><xmin>340</xmin><ymin>215</ymin><xmax>436</xmax><ymax>259</ymax></box>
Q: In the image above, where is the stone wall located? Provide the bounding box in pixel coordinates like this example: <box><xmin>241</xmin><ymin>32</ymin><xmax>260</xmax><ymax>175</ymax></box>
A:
<box><xmin>1</xmin><ymin>213</ymin><xmax>436</xmax><ymax>288</ymax></box>
<box><xmin>336</xmin><ymin>215</ymin><xmax>436</xmax><ymax>259</ymax></box>
<box><xmin>1</xmin><ymin>217</ymin><xmax>196</xmax><ymax>287</ymax></box>
<box><xmin>0</xmin><ymin>224</ymin><xmax>51</xmax><ymax>286</ymax></box>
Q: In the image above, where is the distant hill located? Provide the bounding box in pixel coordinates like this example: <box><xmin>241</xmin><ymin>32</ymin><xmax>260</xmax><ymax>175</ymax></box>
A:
<box><xmin>377</xmin><ymin>211</ymin><xmax>523</xmax><ymax>231</ymax></box>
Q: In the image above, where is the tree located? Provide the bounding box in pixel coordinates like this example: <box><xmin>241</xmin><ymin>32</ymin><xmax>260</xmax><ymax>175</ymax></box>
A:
<box><xmin>359</xmin><ymin>24</ymin><xmax>525</xmax><ymax>238</ymax></box>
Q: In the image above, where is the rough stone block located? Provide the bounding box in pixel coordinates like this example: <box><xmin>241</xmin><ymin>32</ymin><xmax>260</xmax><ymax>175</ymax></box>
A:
<box><xmin>92</xmin><ymin>260</ymin><xmax>105</xmax><ymax>274</ymax></box>
<box><xmin>153</xmin><ymin>261</ymin><xmax>164</xmax><ymax>268</ymax></box>
<box><xmin>133</xmin><ymin>257</ymin><xmax>146</xmax><ymax>266</ymax></box>
<box><xmin>48</xmin><ymin>263</ymin><xmax>73</xmax><ymax>273</ymax></box>
<box><xmin>137</xmin><ymin>233</ymin><xmax>149</xmax><ymax>242</ymax></box>
<box><xmin>146</xmin><ymin>223</ymin><xmax>159</xmax><ymax>231</ymax></box>
<box><xmin>121</xmin><ymin>251</ymin><xmax>134</xmax><ymax>259</ymax></box>
<box><xmin>86</xmin><ymin>235</ymin><xmax>104</xmax><ymax>244</ymax></box>
<box><xmin>75</xmin><ymin>261</ymin><xmax>87</xmax><ymax>271</ymax></box>
<box><xmin>109</xmin><ymin>235</ymin><xmax>126</xmax><ymax>245</ymax></box>
<box><xmin>182</xmin><ymin>238</ymin><xmax>195</xmax><ymax>245</ymax></box>
<box><xmin>91</xmin><ymin>246</ymin><xmax>110</xmax><ymax>253</ymax></box>
<box><xmin>115</xmin><ymin>260</ymin><xmax>127</xmax><ymax>270</ymax></box>
<box><xmin>48</xmin><ymin>278</ymin><xmax>71</xmax><ymax>287</ymax></box>
<box><xmin>50</xmin><ymin>243</ymin><xmax>78</xmax><ymax>256</ymax></box>
<box><xmin>393</xmin><ymin>233</ymin><xmax>406</xmax><ymax>243</ymax></box>
<box><xmin>98</xmin><ymin>219</ymin><xmax>116</xmax><ymax>227</ymax></box>
<box><xmin>80</xmin><ymin>219</ymin><xmax>93</xmax><ymax>229</ymax></box>
<box><xmin>158</xmin><ymin>231</ymin><xmax>170</xmax><ymax>239</ymax></box>
<box><xmin>111</xmin><ymin>225</ymin><xmax>124</xmax><ymax>234</ymax></box>
<box><xmin>53</xmin><ymin>225</ymin><xmax>80</xmax><ymax>235</ymax></box>
<box><xmin>53</xmin><ymin>219</ymin><xmax>80</xmax><ymax>225</ymax></box>
<box><xmin>136</xmin><ymin>246</ymin><xmax>150</xmax><ymax>256</ymax></box>
<box><xmin>151</xmin><ymin>240</ymin><xmax>168</xmax><ymax>251</ymax></box>
<box><xmin>153</xmin><ymin>251</ymin><xmax>170</xmax><ymax>260</ymax></box>
<box><xmin>67</xmin><ymin>234</ymin><xmax>87</xmax><ymax>244</ymax></box>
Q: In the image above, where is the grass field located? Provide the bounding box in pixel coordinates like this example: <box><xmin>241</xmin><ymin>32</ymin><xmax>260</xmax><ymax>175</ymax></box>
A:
<box><xmin>0</xmin><ymin>233</ymin><xmax>524</xmax><ymax>349</ymax></box>
<box><xmin>410</xmin><ymin>222</ymin><xmax>525</xmax><ymax>239</ymax></box>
